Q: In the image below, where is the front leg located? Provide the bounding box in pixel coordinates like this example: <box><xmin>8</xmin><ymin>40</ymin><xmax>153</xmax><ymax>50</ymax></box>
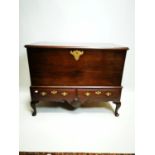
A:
<box><xmin>31</xmin><ymin>101</ymin><xmax>39</xmax><ymax>116</ymax></box>
<box><xmin>113</xmin><ymin>101</ymin><xmax>121</xmax><ymax>117</ymax></box>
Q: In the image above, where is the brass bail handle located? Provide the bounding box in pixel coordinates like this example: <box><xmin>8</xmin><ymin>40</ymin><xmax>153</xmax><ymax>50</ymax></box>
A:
<box><xmin>70</xmin><ymin>50</ymin><xmax>84</xmax><ymax>61</ymax></box>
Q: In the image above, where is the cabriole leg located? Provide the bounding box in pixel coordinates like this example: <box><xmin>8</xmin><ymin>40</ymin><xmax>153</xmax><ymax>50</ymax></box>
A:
<box><xmin>113</xmin><ymin>101</ymin><xmax>121</xmax><ymax>117</ymax></box>
<box><xmin>31</xmin><ymin>101</ymin><xmax>38</xmax><ymax>116</ymax></box>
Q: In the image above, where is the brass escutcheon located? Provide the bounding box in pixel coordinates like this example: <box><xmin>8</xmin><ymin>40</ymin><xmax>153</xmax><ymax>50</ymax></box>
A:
<box><xmin>70</xmin><ymin>50</ymin><xmax>84</xmax><ymax>61</ymax></box>
<box><xmin>95</xmin><ymin>91</ymin><xmax>102</xmax><ymax>95</ymax></box>
<box><xmin>105</xmin><ymin>92</ymin><xmax>112</xmax><ymax>96</ymax></box>
<box><xmin>51</xmin><ymin>90</ymin><xmax>58</xmax><ymax>95</ymax></box>
<box><xmin>61</xmin><ymin>92</ymin><xmax>68</xmax><ymax>96</ymax></box>
<box><xmin>85</xmin><ymin>92</ymin><xmax>91</xmax><ymax>96</ymax></box>
<box><xmin>41</xmin><ymin>92</ymin><xmax>47</xmax><ymax>96</ymax></box>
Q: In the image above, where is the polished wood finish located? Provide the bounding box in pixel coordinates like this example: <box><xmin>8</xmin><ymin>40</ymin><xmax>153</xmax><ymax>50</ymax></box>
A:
<box><xmin>25</xmin><ymin>43</ymin><xmax>128</xmax><ymax>116</ymax></box>
<box><xmin>30</xmin><ymin>86</ymin><xmax>122</xmax><ymax>102</ymax></box>
<box><xmin>31</xmin><ymin>100</ymin><xmax>39</xmax><ymax>116</ymax></box>
<box><xmin>19</xmin><ymin>152</ymin><xmax>134</xmax><ymax>155</ymax></box>
<box><xmin>27</xmin><ymin>48</ymin><xmax>126</xmax><ymax>86</ymax></box>
<box><xmin>77</xmin><ymin>88</ymin><xmax>122</xmax><ymax>103</ymax></box>
<box><xmin>113</xmin><ymin>101</ymin><xmax>121</xmax><ymax>117</ymax></box>
<box><xmin>25</xmin><ymin>42</ymin><xmax>129</xmax><ymax>50</ymax></box>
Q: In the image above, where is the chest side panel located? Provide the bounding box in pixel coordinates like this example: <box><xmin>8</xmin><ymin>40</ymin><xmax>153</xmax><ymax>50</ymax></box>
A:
<box><xmin>27</xmin><ymin>48</ymin><xmax>126</xmax><ymax>86</ymax></box>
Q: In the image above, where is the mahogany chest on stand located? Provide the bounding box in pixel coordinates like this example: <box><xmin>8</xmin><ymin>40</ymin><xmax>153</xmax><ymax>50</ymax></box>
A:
<box><xmin>25</xmin><ymin>43</ymin><xmax>128</xmax><ymax>116</ymax></box>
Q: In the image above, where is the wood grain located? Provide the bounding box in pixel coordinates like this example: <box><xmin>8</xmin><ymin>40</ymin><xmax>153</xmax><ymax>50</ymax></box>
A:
<box><xmin>27</xmin><ymin>48</ymin><xmax>126</xmax><ymax>86</ymax></box>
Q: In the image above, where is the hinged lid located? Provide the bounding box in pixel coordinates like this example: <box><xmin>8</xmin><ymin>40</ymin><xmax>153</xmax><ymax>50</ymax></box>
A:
<box><xmin>25</xmin><ymin>42</ymin><xmax>129</xmax><ymax>50</ymax></box>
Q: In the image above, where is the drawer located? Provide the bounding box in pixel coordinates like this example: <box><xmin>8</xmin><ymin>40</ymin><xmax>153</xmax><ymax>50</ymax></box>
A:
<box><xmin>30</xmin><ymin>87</ymin><xmax>76</xmax><ymax>102</ymax></box>
<box><xmin>77</xmin><ymin>88</ymin><xmax>122</xmax><ymax>102</ymax></box>
<box><xmin>30</xmin><ymin>87</ymin><xmax>122</xmax><ymax>103</ymax></box>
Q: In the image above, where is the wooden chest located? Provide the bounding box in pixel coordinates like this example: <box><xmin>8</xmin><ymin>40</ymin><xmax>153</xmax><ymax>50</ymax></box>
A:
<box><xmin>25</xmin><ymin>43</ymin><xmax>128</xmax><ymax>116</ymax></box>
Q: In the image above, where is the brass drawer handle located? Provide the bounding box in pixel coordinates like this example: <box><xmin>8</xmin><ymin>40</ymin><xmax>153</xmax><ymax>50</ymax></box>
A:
<box><xmin>34</xmin><ymin>90</ymin><xmax>38</xmax><ymax>93</ymax></box>
<box><xmin>105</xmin><ymin>92</ymin><xmax>112</xmax><ymax>96</ymax></box>
<box><xmin>70</xmin><ymin>50</ymin><xmax>84</xmax><ymax>61</ymax></box>
<box><xmin>41</xmin><ymin>92</ymin><xmax>47</xmax><ymax>96</ymax></box>
<box><xmin>61</xmin><ymin>92</ymin><xmax>68</xmax><ymax>96</ymax></box>
<box><xmin>51</xmin><ymin>90</ymin><xmax>58</xmax><ymax>95</ymax></box>
<box><xmin>85</xmin><ymin>92</ymin><xmax>91</xmax><ymax>96</ymax></box>
<box><xmin>95</xmin><ymin>91</ymin><xmax>102</xmax><ymax>95</ymax></box>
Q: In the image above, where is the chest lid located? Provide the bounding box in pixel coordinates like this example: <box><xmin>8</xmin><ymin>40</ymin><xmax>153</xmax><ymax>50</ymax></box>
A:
<box><xmin>25</xmin><ymin>42</ymin><xmax>129</xmax><ymax>50</ymax></box>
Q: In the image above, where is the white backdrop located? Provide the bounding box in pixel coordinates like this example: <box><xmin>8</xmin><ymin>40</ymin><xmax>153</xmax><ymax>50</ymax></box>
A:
<box><xmin>19</xmin><ymin>0</ymin><xmax>134</xmax><ymax>153</ymax></box>
<box><xmin>19</xmin><ymin>0</ymin><xmax>134</xmax><ymax>91</ymax></box>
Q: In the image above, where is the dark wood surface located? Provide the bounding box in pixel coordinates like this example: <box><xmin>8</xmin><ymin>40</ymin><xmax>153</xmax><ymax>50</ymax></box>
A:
<box><xmin>26</xmin><ymin>44</ymin><xmax>128</xmax><ymax>116</ymax></box>
<box><xmin>30</xmin><ymin>87</ymin><xmax>121</xmax><ymax>102</ymax></box>
<box><xmin>27</xmin><ymin>48</ymin><xmax>126</xmax><ymax>86</ymax></box>
<box><xmin>19</xmin><ymin>152</ymin><xmax>134</xmax><ymax>155</ymax></box>
<box><xmin>25</xmin><ymin>42</ymin><xmax>129</xmax><ymax>50</ymax></box>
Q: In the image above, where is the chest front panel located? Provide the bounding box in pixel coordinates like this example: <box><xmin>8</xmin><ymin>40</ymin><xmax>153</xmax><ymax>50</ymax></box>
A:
<box><xmin>27</xmin><ymin>48</ymin><xmax>126</xmax><ymax>86</ymax></box>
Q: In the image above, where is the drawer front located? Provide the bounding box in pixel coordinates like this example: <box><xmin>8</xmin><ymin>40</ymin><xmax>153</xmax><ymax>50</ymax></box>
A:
<box><xmin>30</xmin><ymin>87</ymin><xmax>76</xmax><ymax>102</ymax></box>
<box><xmin>27</xmin><ymin>48</ymin><xmax>126</xmax><ymax>86</ymax></box>
<box><xmin>77</xmin><ymin>88</ymin><xmax>122</xmax><ymax>102</ymax></box>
